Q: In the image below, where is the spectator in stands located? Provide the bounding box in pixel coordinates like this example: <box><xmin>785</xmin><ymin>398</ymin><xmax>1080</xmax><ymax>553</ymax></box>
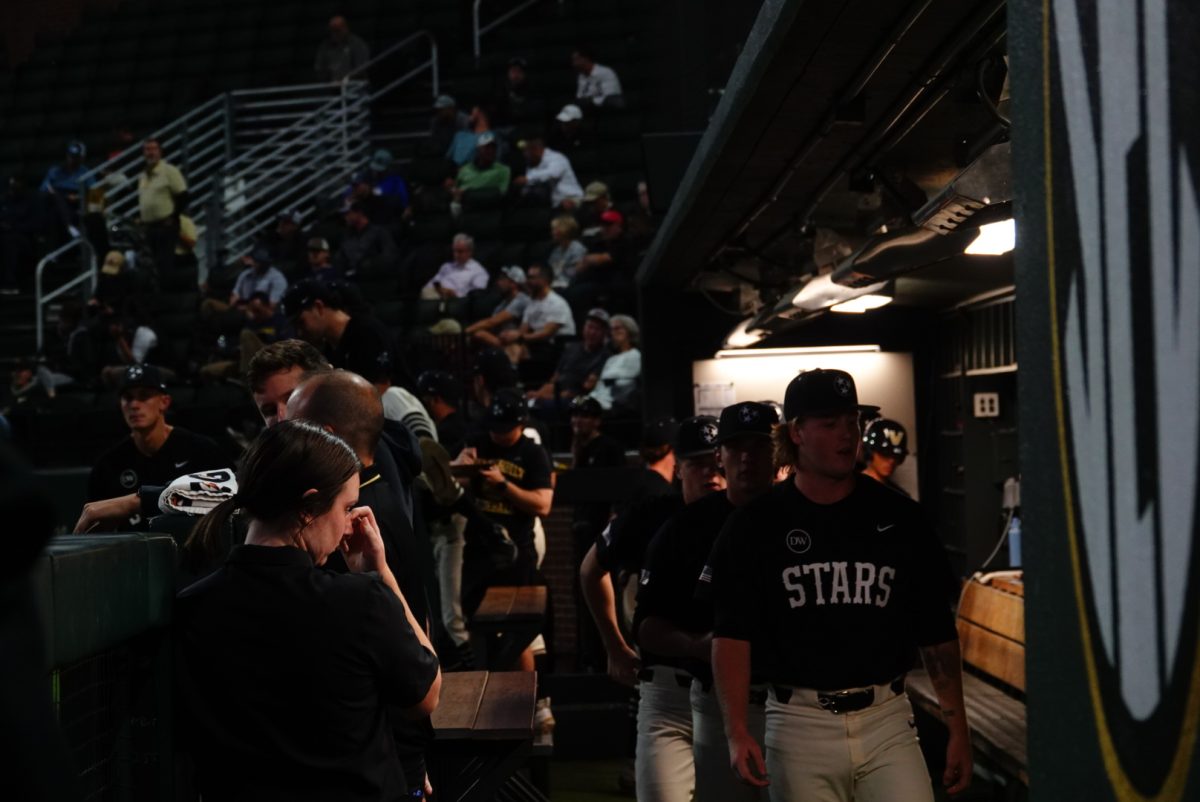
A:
<box><xmin>284</xmin><ymin>279</ymin><xmax>404</xmax><ymax>387</ymax></box>
<box><xmin>417</xmin><ymin>370</ymin><xmax>467</xmax><ymax>457</ymax></box>
<box><xmin>335</xmin><ymin>201</ymin><xmax>397</xmax><ymax>279</ymax></box>
<box><xmin>527</xmin><ymin>307</ymin><xmax>611</xmax><ymax>413</ymax></box>
<box><xmin>547</xmin><ymin>215</ymin><xmax>587</xmax><ymax>288</ymax></box>
<box><xmin>86</xmin><ymin>364</ymin><xmax>226</xmax><ymax>529</ymax></box>
<box><xmin>446</xmin><ymin>104</ymin><xmax>502</xmax><ymax>167</ymax></box>
<box><xmin>198</xmin><ymin>292</ymin><xmax>290</xmax><ymax>383</ymax></box>
<box><xmin>40</xmin><ymin>140</ymin><xmax>93</xmax><ymax>238</ymax></box>
<box><xmin>590</xmin><ymin>314</ymin><xmax>641</xmax><ymax>412</ymax></box>
<box><xmin>201</xmin><ymin>247</ymin><xmax>287</xmax><ymax>327</ymax></box>
<box><xmin>266</xmin><ymin>210</ymin><xmax>307</xmax><ymax>276</ymax></box>
<box><xmin>90</xmin><ymin>250</ymin><xmax>134</xmax><ymax>316</ymax></box>
<box><xmin>578</xmin><ymin>181</ymin><xmax>612</xmax><ymax>237</ymax></box>
<box><xmin>0</xmin><ymin>175</ymin><xmax>39</xmax><ymax>295</ymax></box>
<box><xmin>626</xmin><ymin>179</ymin><xmax>658</xmax><ymax>247</ymax></box>
<box><xmin>471</xmin><ymin>347</ymin><xmax>519</xmax><ymax>414</ymax></box>
<box><xmin>349</xmin><ymin>150</ymin><xmax>410</xmax><ymax>222</ymax></box>
<box><xmin>314</xmin><ymin>14</ymin><xmax>370</xmax><ymax>83</ymax></box>
<box><xmin>580</xmin><ymin>209</ymin><xmax>637</xmax><ymax>284</ymax></box>
<box><xmin>283</xmin><ymin>372</ymin><xmax>437</xmax><ymax>799</ymax></box>
<box><xmin>1</xmin><ymin>358</ymin><xmax>65</xmax><ymax>411</ymax></box>
<box><xmin>430</xmin><ymin>95</ymin><xmax>470</xmax><ymax>156</ymax></box>
<box><xmin>464</xmin><ymin>265</ymin><xmax>529</xmax><ymax>349</ymax></box>
<box><xmin>55</xmin><ymin>301</ymin><xmax>96</xmax><ymax>383</ymax></box>
<box><xmin>548</xmin><ymin>104</ymin><xmax>593</xmax><ymax>156</ymax></box>
<box><xmin>176</xmin><ymin>420</ymin><xmax>439</xmax><ymax>801</ymax></box>
<box><xmin>493</xmin><ymin>56</ymin><xmax>533</xmax><ymax>125</ymax></box>
<box><xmin>514</xmin><ymin>138</ymin><xmax>583</xmax><ymax>209</ymax></box>
<box><xmin>501</xmin><ymin>263</ymin><xmax>576</xmax><ymax>364</ymax></box>
<box><xmin>421</xmin><ymin>232</ymin><xmax>488</xmax><ymax>300</ymax></box>
<box><xmin>451</xmin><ymin>132</ymin><xmax>512</xmax><ymax>198</ymax></box>
<box><xmin>138</xmin><ymin>139</ymin><xmax>187</xmax><ymax>274</ymax></box>
<box><xmin>573</xmin><ymin>46</ymin><xmax>625</xmax><ymax>109</ymax></box>
<box><xmin>306</xmin><ymin>238</ymin><xmax>339</xmax><ymax>283</ymax></box>
<box><xmin>570</xmin><ymin>395</ymin><xmax>625</xmax><ymax>470</ymax></box>
<box><xmin>98</xmin><ymin>313</ymin><xmax>162</xmax><ymax>388</ymax></box>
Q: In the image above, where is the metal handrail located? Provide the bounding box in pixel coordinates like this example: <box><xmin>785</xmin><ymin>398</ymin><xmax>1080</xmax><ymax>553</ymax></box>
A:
<box><xmin>474</xmin><ymin>0</ymin><xmax>552</xmax><ymax>62</ymax></box>
<box><xmin>35</xmin><ymin>239</ymin><xmax>96</xmax><ymax>353</ymax></box>
<box><xmin>344</xmin><ymin>29</ymin><xmax>440</xmax><ymax>97</ymax></box>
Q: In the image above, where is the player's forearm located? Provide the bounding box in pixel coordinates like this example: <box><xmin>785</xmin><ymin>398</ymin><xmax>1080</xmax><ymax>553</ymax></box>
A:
<box><xmin>503</xmin><ymin>484</ymin><xmax>552</xmax><ymax>517</ymax></box>
<box><xmin>713</xmin><ymin>637</ymin><xmax>753</xmax><ymax>737</ymax></box>
<box><xmin>637</xmin><ymin>617</ymin><xmax>710</xmax><ymax>663</ymax></box>
<box><xmin>580</xmin><ymin>547</ymin><xmax>631</xmax><ymax>652</ymax></box>
<box><xmin>919</xmin><ymin>640</ymin><xmax>970</xmax><ymax>738</ymax></box>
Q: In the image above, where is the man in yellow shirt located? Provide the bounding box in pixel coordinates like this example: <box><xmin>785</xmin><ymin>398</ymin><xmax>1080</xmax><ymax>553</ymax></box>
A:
<box><xmin>137</xmin><ymin>139</ymin><xmax>187</xmax><ymax>273</ymax></box>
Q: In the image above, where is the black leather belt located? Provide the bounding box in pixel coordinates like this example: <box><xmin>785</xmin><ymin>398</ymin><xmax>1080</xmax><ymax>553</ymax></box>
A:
<box><xmin>772</xmin><ymin>676</ymin><xmax>905</xmax><ymax>714</ymax></box>
<box><xmin>638</xmin><ymin>668</ymin><xmax>692</xmax><ymax>688</ymax></box>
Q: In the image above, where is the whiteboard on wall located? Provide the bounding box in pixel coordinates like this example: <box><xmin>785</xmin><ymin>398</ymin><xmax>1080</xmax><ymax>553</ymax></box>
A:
<box><xmin>692</xmin><ymin>350</ymin><xmax>918</xmax><ymax>499</ymax></box>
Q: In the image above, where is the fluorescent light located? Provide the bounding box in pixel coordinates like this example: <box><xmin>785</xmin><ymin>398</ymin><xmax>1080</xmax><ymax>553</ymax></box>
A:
<box><xmin>791</xmin><ymin>273</ymin><xmax>888</xmax><ymax>312</ymax></box>
<box><xmin>964</xmin><ymin>218</ymin><xmax>1015</xmax><ymax>255</ymax></box>
<box><xmin>830</xmin><ymin>294</ymin><xmax>893</xmax><ymax>314</ymax></box>
<box><xmin>715</xmin><ymin>345</ymin><xmax>881</xmax><ymax>359</ymax></box>
<box><xmin>722</xmin><ymin>318</ymin><xmax>767</xmax><ymax>349</ymax></box>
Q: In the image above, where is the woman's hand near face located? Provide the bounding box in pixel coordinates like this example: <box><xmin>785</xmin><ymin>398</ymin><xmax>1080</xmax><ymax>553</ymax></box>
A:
<box><xmin>341</xmin><ymin>506</ymin><xmax>386</xmax><ymax>573</ymax></box>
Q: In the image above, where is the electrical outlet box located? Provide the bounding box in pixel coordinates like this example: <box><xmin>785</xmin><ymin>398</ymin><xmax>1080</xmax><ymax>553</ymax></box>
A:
<box><xmin>973</xmin><ymin>392</ymin><xmax>1000</xmax><ymax>418</ymax></box>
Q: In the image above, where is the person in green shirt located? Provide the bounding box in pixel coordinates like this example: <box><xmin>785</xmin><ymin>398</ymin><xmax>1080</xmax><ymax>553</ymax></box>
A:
<box><xmin>452</xmin><ymin>132</ymin><xmax>511</xmax><ymax>196</ymax></box>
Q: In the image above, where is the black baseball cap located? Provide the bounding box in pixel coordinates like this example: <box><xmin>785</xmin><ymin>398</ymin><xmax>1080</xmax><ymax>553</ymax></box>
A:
<box><xmin>783</xmin><ymin>369</ymin><xmax>879</xmax><ymax>420</ymax></box>
<box><xmin>641</xmin><ymin>416</ymin><xmax>678</xmax><ymax>448</ymax></box>
<box><xmin>715</xmin><ymin>402</ymin><xmax>779</xmax><ymax>444</ymax></box>
<box><xmin>473</xmin><ymin>348</ymin><xmax>518</xmax><ymax>390</ymax></box>
<box><xmin>281</xmin><ymin>279</ymin><xmax>347</xmax><ymax>319</ymax></box>
<box><xmin>486</xmin><ymin>388</ymin><xmax>526</xmax><ymax>432</ymax></box>
<box><xmin>416</xmin><ymin>370</ymin><xmax>458</xmax><ymax>400</ymax></box>
<box><xmin>863</xmin><ymin>418</ymin><xmax>909</xmax><ymax>456</ymax></box>
<box><xmin>569</xmin><ymin>395</ymin><xmax>603</xmax><ymax>418</ymax></box>
<box><xmin>674</xmin><ymin>415</ymin><xmax>720</xmax><ymax>458</ymax></box>
<box><xmin>118</xmin><ymin>364</ymin><xmax>167</xmax><ymax>394</ymax></box>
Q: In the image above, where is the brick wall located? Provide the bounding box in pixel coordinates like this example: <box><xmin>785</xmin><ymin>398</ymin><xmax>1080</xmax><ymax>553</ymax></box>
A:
<box><xmin>542</xmin><ymin>504</ymin><xmax>580</xmax><ymax>669</ymax></box>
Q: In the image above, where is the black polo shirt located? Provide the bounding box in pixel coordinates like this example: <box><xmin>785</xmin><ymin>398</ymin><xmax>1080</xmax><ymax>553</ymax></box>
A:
<box><xmin>88</xmin><ymin>427</ymin><xmax>228</xmax><ymax>527</ymax></box>
<box><xmin>175</xmin><ymin>545</ymin><xmax>439</xmax><ymax>801</ymax></box>
<box><xmin>466</xmin><ymin>433</ymin><xmax>553</xmax><ymax>548</ymax></box>
<box><xmin>572</xmin><ymin>433</ymin><xmax>627</xmax><ymax>532</ymax></box>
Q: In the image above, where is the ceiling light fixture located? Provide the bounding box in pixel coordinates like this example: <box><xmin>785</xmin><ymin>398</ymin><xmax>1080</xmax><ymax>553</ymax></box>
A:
<box><xmin>791</xmin><ymin>273</ymin><xmax>889</xmax><ymax>313</ymax></box>
<box><xmin>964</xmin><ymin>218</ymin><xmax>1015</xmax><ymax>255</ymax></box>
<box><xmin>722</xmin><ymin>317</ymin><xmax>768</xmax><ymax>349</ymax></box>
<box><xmin>830</xmin><ymin>294</ymin><xmax>893</xmax><ymax>314</ymax></box>
<box><xmin>715</xmin><ymin>344</ymin><xmax>881</xmax><ymax>359</ymax></box>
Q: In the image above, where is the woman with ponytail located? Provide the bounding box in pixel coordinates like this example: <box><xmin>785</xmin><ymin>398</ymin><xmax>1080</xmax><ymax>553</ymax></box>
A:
<box><xmin>175</xmin><ymin>419</ymin><xmax>441</xmax><ymax>801</ymax></box>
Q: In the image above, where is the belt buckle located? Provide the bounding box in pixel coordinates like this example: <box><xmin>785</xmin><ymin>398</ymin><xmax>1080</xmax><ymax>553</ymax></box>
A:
<box><xmin>817</xmin><ymin>688</ymin><xmax>874</xmax><ymax>714</ymax></box>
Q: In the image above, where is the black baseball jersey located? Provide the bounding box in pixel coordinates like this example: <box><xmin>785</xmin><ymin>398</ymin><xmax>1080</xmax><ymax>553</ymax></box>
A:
<box><xmin>710</xmin><ymin>475</ymin><xmax>957</xmax><ymax>690</ymax></box>
<box><xmin>594</xmin><ymin>468</ymin><xmax>680</xmax><ymax>574</ymax></box>
<box><xmin>332</xmin><ymin>315</ymin><xmax>412</xmax><ymax>388</ymax></box>
<box><xmin>88</xmin><ymin>427</ymin><xmax>228</xmax><ymax>527</ymax></box>
<box><xmin>572</xmin><ymin>433</ymin><xmax>627</xmax><ymax>532</ymax></box>
<box><xmin>634</xmin><ymin>491</ymin><xmax>734</xmax><ymax>677</ymax></box>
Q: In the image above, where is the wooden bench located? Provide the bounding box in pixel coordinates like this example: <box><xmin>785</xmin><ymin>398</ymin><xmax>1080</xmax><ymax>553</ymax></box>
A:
<box><xmin>468</xmin><ymin>585</ymin><xmax>548</xmax><ymax>669</ymax></box>
<box><xmin>429</xmin><ymin>670</ymin><xmax>546</xmax><ymax>802</ymax></box>
<box><xmin>907</xmin><ymin>572</ymin><xmax>1027</xmax><ymax>786</ymax></box>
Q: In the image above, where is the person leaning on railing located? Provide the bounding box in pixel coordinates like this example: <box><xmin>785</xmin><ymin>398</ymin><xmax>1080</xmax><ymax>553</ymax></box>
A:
<box><xmin>175</xmin><ymin>420</ymin><xmax>441</xmax><ymax>800</ymax></box>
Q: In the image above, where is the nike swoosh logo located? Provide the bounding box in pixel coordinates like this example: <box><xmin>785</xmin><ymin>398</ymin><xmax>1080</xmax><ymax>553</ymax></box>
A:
<box><xmin>877</xmin><ymin>524</ymin><xmax>895</xmax><ymax>532</ymax></box>
<box><xmin>175</xmin><ymin>461</ymin><xmax>189</xmax><ymax>469</ymax></box>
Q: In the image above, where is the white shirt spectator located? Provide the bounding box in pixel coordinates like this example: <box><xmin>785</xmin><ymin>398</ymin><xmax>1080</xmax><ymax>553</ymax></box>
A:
<box><xmin>381</xmin><ymin>386</ymin><xmax>438</xmax><ymax>441</ymax></box>
<box><xmin>522</xmin><ymin>290</ymin><xmax>576</xmax><ymax>337</ymax></box>
<box><xmin>525</xmin><ymin>148</ymin><xmax>583</xmax><ymax>207</ymax></box>
<box><xmin>423</xmin><ymin>258</ymin><xmax>489</xmax><ymax>297</ymax></box>
<box><xmin>232</xmin><ymin>266</ymin><xmax>288</xmax><ymax>304</ymax></box>
<box><xmin>576</xmin><ymin>63</ymin><xmax>623</xmax><ymax>106</ymax></box>
<box><xmin>590</xmin><ymin>347</ymin><xmax>641</xmax><ymax>410</ymax></box>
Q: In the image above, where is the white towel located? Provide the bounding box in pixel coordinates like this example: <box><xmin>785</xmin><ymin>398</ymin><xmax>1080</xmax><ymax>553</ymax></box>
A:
<box><xmin>158</xmin><ymin>469</ymin><xmax>239</xmax><ymax>516</ymax></box>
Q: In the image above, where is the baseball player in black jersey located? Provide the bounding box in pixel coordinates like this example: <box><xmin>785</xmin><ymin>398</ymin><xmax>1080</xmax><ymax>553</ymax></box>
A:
<box><xmin>619</xmin><ymin>416</ymin><xmax>725</xmax><ymax>802</ymax></box>
<box><xmin>711</xmin><ymin>369</ymin><xmax>971</xmax><ymax>801</ymax></box>
<box><xmin>861</xmin><ymin>417</ymin><xmax>911</xmax><ymax>498</ymax></box>
<box><xmin>635</xmin><ymin>402</ymin><xmax>779</xmax><ymax>802</ymax></box>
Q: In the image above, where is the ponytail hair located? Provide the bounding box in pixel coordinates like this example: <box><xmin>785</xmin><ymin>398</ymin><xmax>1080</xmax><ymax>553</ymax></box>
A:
<box><xmin>186</xmin><ymin>420</ymin><xmax>361</xmax><ymax>562</ymax></box>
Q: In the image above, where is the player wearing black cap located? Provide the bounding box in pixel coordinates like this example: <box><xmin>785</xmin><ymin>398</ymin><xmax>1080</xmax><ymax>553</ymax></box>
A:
<box><xmin>711</xmin><ymin>369</ymin><xmax>970</xmax><ymax>801</ymax></box>
<box><xmin>86</xmin><ymin>365</ymin><xmax>227</xmax><ymax>528</ymax></box>
<box><xmin>635</xmin><ymin>402</ymin><xmax>779</xmax><ymax>802</ymax></box>
<box><xmin>861</xmin><ymin>418</ymin><xmax>910</xmax><ymax>497</ymax></box>
<box><xmin>614</xmin><ymin>417</ymin><xmax>724</xmax><ymax>802</ymax></box>
<box><xmin>416</xmin><ymin>370</ymin><xmax>467</xmax><ymax>457</ymax></box>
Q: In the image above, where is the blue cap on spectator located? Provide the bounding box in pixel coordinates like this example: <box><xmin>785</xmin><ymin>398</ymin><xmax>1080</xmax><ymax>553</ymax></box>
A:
<box><xmin>66</xmin><ymin>140</ymin><xmax>86</xmax><ymax>157</ymax></box>
<box><xmin>434</xmin><ymin>94</ymin><xmax>457</xmax><ymax>109</ymax></box>
<box><xmin>369</xmin><ymin>149</ymin><xmax>393</xmax><ymax>172</ymax></box>
<box><xmin>249</xmin><ymin>246</ymin><xmax>272</xmax><ymax>265</ymax></box>
<box><xmin>477</xmin><ymin>131</ymin><xmax>497</xmax><ymax>148</ymax></box>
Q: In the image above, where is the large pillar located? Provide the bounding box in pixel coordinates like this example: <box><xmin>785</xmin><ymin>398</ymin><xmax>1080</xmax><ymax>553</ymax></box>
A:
<box><xmin>1012</xmin><ymin>1</ymin><xmax>1200</xmax><ymax>798</ymax></box>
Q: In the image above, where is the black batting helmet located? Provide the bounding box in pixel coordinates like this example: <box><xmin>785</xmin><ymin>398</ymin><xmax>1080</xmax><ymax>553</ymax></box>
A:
<box><xmin>863</xmin><ymin>418</ymin><xmax>908</xmax><ymax>457</ymax></box>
